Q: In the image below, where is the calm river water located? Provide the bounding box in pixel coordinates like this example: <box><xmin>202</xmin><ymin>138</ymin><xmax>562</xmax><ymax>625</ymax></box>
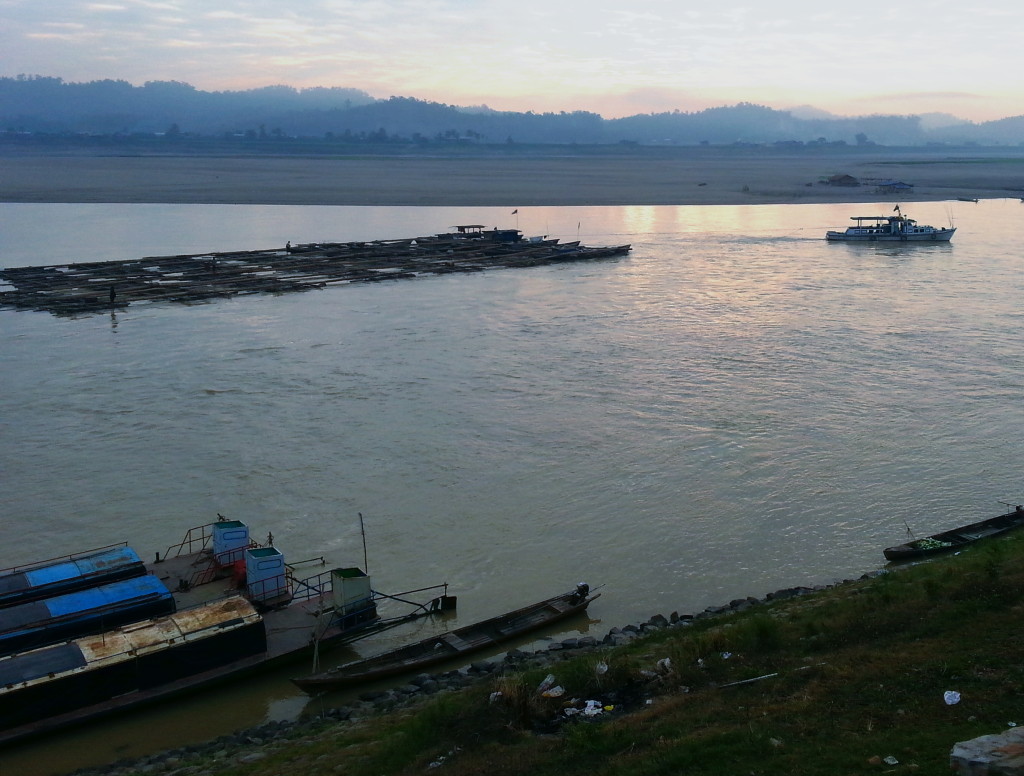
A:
<box><xmin>2</xmin><ymin>200</ymin><xmax>1024</xmax><ymax>774</ymax></box>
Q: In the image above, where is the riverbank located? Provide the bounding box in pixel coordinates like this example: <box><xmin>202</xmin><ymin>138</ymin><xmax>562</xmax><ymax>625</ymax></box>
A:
<box><xmin>2</xmin><ymin>146</ymin><xmax>1024</xmax><ymax>206</ymax></box>
<box><xmin>58</xmin><ymin>534</ymin><xmax>1024</xmax><ymax>776</ymax></box>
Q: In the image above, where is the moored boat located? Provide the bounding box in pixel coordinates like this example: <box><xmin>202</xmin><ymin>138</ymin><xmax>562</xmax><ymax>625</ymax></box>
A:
<box><xmin>0</xmin><ymin>517</ymin><xmax>451</xmax><ymax>744</ymax></box>
<box><xmin>826</xmin><ymin>206</ymin><xmax>955</xmax><ymax>242</ymax></box>
<box><xmin>1</xmin><ymin>228</ymin><xmax>633</xmax><ymax>316</ymax></box>
<box><xmin>292</xmin><ymin>584</ymin><xmax>599</xmax><ymax>692</ymax></box>
<box><xmin>0</xmin><ymin>545</ymin><xmax>146</xmax><ymax>609</ymax></box>
<box><xmin>0</xmin><ymin>597</ymin><xmax>266</xmax><ymax>738</ymax></box>
<box><xmin>884</xmin><ymin>505</ymin><xmax>1024</xmax><ymax>561</ymax></box>
<box><xmin>0</xmin><ymin>574</ymin><xmax>175</xmax><ymax>656</ymax></box>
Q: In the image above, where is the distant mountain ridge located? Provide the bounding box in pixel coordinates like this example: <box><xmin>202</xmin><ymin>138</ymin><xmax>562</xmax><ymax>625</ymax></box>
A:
<box><xmin>2</xmin><ymin>75</ymin><xmax>1022</xmax><ymax>147</ymax></box>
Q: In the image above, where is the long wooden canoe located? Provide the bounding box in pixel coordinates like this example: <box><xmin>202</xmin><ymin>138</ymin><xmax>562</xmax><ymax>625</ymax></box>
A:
<box><xmin>884</xmin><ymin>505</ymin><xmax>1024</xmax><ymax>561</ymax></box>
<box><xmin>292</xmin><ymin>587</ymin><xmax>599</xmax><ymax>691</ymax></box>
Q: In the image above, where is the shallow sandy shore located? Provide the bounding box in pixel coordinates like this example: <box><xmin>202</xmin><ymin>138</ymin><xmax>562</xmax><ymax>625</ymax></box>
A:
<box><xmin>2</xmin><ymin>149</ymin><xmax>1024</xmax><ymax>206</ymax></box>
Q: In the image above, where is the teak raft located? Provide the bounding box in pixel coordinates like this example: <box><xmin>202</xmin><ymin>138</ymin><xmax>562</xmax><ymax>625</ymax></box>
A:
<box><xmin>0</xmin><ymin>226</ymin><xmax>632</xmax><ymax>317</ymax></box>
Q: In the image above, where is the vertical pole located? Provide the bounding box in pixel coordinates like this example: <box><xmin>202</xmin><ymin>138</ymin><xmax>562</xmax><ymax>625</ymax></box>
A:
<box><xmin>359</xmin><ymin>512</ymin><xmax>369</xmax><ymax>573</ymax></box>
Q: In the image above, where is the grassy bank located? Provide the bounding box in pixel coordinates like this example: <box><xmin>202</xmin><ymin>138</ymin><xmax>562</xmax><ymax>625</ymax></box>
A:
<box><xmin>110</xmin><ymin>536</ymin><xmax>1024</xmax><ymax>776</ymax></box>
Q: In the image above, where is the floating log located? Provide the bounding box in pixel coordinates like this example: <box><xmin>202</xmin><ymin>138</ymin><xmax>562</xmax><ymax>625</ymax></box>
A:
<box><xmin>0</xmin><ymin>229</ymin><xmax>631</xmax><ymax>317</ymax></box>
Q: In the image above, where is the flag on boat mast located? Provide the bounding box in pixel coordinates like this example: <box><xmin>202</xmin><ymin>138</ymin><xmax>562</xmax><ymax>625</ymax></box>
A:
<box><xmin>511</xmin><ymin>209</ymin><xmax>518</xmax><ymax>214</ymax></box>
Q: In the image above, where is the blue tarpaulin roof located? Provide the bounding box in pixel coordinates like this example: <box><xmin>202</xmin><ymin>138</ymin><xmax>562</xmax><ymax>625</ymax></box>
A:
<box><xmin>0</xmin><ymin>547</ymin><xmax>145</xmax><ymax>608</ymax></box>
<box><xmin>0</xmin><ymin>575</ymin><xmax>174</xmax><ymax>655</ymax></box>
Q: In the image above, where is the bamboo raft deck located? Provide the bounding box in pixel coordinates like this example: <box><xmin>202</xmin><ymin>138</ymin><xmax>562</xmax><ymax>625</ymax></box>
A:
<box><xmin>0</xmin><ymin>231</ymin><xmax>632</xmax><ymax>317</ymax></box>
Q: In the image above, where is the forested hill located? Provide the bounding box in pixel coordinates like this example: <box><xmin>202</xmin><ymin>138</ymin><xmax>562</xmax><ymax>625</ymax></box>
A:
<box><xmin>3</xmin><ymin>75</ymin><xmax>1023</xmax><ymax>147</ymax></box>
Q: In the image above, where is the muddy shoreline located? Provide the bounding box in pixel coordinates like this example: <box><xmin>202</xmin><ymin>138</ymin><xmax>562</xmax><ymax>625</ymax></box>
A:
<box><xmin>3</xmin><ymin>147</ymin><xmax>1023</xmax><ymax>206</ymax></box>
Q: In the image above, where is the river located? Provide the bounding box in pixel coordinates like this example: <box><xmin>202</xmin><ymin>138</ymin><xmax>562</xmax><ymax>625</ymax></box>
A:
<box><xmin>2</xmin><ymin>199</ymin><xmax>1023</xmax><ymax>774</ymax></box>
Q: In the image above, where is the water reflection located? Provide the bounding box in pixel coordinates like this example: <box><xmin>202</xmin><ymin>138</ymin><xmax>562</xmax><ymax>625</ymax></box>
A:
<box><xmin>620</xmin><ymin>205</ymin><xmax>657</xmax><ymax>235</ymax></box>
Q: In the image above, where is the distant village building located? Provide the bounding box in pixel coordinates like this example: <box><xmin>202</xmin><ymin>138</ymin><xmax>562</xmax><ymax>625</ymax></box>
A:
<box><xmin>875</xmin><ymin>180</ymin><xmax>914</xmax><ymax>194</ymax></box>
<box><xmin>823</xmin><ymin>174</ymin><xmax>860</xmax><ymax>187</ymax></box>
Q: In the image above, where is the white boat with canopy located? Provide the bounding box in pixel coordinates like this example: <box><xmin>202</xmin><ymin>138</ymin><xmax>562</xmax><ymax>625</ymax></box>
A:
<box><xmin>826</xmin><ymin>206</ymin><xmax>955</xmax><ymax>242</ymax></box>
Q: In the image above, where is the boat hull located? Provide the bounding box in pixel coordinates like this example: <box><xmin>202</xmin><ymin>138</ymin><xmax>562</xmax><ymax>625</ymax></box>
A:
<box><xmin>0</xmin><ymin>597</ymin><xmax>266</xmax><ymax>740</ymax></box>
<box><xmin>884</xmin><ymin>507</ymin><xmax>1024</xmax><ymax>561</ymax></box>
<box><xmin>826</xmin><ymin>229</ymin><xmax>955</xmax><ymax>242</ymax></box>
<box><xmin>293</xmin><ymin>590</ymin><xmax>599</xmax><ymax>692</ymax></box>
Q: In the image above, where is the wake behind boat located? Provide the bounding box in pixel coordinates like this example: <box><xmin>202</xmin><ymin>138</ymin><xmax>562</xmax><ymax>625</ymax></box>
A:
<box><xmin>826</xmin><ymin>206</ymin><xmax>955</xmax><ymax>242</ymax></box>
<box><xmin>292</xmin><ymin>584</ymin><xmax>600</xmax><ymax>692</ymax></box>
<box><xmin>884</xmin><ymin>505</ymin><xmax>1024</xmax><ymax>561</ymax></box>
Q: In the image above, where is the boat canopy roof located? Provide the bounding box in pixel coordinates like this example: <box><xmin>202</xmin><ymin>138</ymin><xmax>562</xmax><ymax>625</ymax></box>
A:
<box><xmin>849</xmin><ymin>215</ymin><xmax>912</xmax><ymax>222</ymax></box>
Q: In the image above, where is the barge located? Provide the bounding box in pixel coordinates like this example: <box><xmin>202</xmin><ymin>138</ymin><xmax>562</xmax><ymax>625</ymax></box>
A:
<box><xmin>0</xmin><ymin>545</ymin><xmax>146</xmax><ymax>609</ymax></box>
<box><xmin>0</xmin><ymin>517</ymin><xmax>451</xmax><ymax>745</ymax></box>
<box><xmin>0</xmin><ymin>227</ymin><xmax>632</xmax><ymax>317</ymax></box>
<box><xmin>0</xmin><ymin>575</ymin><xmax>175</xmax><ymax>656</ymax></box>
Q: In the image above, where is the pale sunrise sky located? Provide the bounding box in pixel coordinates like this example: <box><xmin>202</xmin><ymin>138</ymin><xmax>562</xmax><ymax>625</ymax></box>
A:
<box><xmin>2</xmin><ymin>0</ymin><xmax>1021</xmax><ymax>121</ymax></box>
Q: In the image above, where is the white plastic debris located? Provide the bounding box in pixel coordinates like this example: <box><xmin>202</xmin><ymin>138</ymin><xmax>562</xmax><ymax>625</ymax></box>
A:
<box><xmin>656</xmin><ymin>657</ymin><xmax>672</xmax><ymax>673</ymax></box>
<box><xmin>583</xmin><ymin>700</ymin><xmax>603</xmax><ymax>716</ymax></box>
<box><xmin>595</xmin><ymin>661</ymin><xmax>609</xmax><ymax>675</ymax></box>
<box><xmin>489</xmin><ymin>691</ymin><xmax>503</xmax><ymax>704</ymax></box>
<box><xmin>541</xmin><ymin>685</ymin><xmax>565</xmax><ymax>698</ymax></box>
<box><xmin>427</xmin><ymin>748</ymin><xmax>461</xmax><ymax>770</ymax></box>
<box><xmin>883</xmin><ymin>755</ymin><xmax>899</xmax><ymax>765</ymax></box>
<box><xmin>944</xmin><ymin>690</ymin><xmax>962</xmax><ymax>705</ymax></box>
<box><xmin>537</xmin><ymin>674</ymin><xmax>556</xmax><ymax>693</ymax></box>
<box><xmin>721</xmin><ymin>651</ymin><xmax>733</xmax><ymax>659</ymax></box>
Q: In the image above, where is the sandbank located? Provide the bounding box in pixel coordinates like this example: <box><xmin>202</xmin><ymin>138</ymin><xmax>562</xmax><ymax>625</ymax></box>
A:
<box><xmin>2</xmin><ymin>148</ymin><xmax>1023</xmax><ymax>206</ymax></box>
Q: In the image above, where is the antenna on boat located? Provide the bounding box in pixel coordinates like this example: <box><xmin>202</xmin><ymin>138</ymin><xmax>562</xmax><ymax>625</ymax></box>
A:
<box><xmin>358</xmin><ymin>512</ymin><xmax>369</xmax><ymax>573</ymax></box>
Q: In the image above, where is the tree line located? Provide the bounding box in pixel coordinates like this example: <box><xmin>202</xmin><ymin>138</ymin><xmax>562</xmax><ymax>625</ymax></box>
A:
<box><xmin>2</xmin><ymin>75</ymin><xmax>1022</xmax><ymax>147</ymax></box>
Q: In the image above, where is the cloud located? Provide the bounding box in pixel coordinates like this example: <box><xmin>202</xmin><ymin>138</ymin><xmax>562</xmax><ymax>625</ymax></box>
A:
<box><xmin>867</xmin><ymin>92</ymin><xmax>989</xmax><ymax>104</ymax></box>
<box><xmin>2</xmin><ymin>1</ymin><xmax>1022</xmax><ymax>121</ymax></box>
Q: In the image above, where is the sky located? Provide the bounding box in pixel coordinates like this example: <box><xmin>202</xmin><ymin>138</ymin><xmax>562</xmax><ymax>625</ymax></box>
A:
<box><xmin>2</xmin><ymin>0</ymin><xmax>1022</xmax><ymax>121</ymax></box>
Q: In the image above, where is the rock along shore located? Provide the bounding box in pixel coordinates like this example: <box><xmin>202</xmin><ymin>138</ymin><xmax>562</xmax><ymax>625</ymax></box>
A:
<box><xmin>66</xmin><ymin>574</ymin><xmax>886</xmax><ymax>776</ymax></box>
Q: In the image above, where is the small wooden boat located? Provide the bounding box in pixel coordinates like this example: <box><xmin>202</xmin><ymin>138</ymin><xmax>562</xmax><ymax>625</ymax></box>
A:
<box><xmin>292</xmin><ymin>585</ymin><xmax>600</xmax><ymax>692</ymax></box>
<box><xmin>884</xmin><ymin>505</ymin><xmax>1024</xmax><ymax>561</ymax></box>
